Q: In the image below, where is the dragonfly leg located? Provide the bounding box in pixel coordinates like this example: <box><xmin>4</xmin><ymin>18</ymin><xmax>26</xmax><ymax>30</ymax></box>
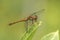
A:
<box><xmin>25</xmin><ymin>20</ymin><xmax>28</xmax><ymax>33</ymax></box>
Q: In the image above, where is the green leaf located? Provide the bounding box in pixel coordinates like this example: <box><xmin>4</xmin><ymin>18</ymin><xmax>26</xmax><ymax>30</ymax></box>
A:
<box><xmin>40</xmin><ymin>30</ymin><xmax>59</xmax><ymax>40</ymax></box>
<box><xmin>20</xmin><ymin>21</ymin><xmax>42</xmax><ymax>40</ymax></box>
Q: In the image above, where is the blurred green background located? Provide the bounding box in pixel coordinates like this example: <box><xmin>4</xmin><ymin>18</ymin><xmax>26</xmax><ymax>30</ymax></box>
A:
<box><xmin>0</xmin><ymin>0</ymin><xmax>60</xmax><ymax>40</ymax></box>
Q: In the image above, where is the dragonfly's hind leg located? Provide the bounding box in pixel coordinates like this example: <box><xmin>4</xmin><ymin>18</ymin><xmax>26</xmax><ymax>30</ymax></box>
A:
<box><xmin>25</xmin><ymin>21</ymin><xmax>29</xmax><ymax>33</ymax></box>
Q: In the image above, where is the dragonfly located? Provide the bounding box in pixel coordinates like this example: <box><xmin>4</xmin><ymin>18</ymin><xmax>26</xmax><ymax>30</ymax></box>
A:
<box><xmin>9</xmin><ymin>9</ymin><xmax>45</xmax><ymax>33</ymax></box>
